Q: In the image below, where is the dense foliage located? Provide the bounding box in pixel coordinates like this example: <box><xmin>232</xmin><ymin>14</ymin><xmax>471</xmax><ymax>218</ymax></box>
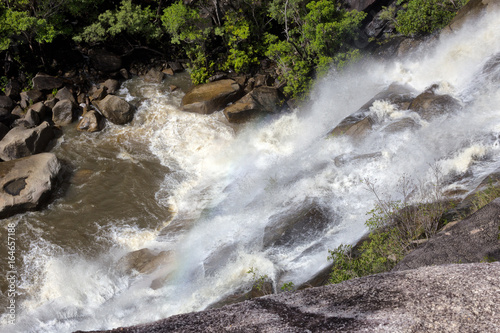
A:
<box><xmin>0</xmin><ymin>0</ymin><xmax>468</xmax><ymax>97</ymax></box>
<box><xmin>395</xmin><ymin>0</ymin><xmax>468</xmax><ymax>36</ymax></box>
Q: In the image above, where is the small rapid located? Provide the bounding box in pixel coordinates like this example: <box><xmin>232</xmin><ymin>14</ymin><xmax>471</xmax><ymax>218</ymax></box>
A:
<box><xmin>2</xmin><ymin>7</ymin><xmax>500</xmax><ymax>333</ymax></box>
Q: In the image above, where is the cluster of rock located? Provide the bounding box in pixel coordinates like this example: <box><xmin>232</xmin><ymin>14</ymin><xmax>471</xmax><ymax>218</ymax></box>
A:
<box><xmin>0</xmin><ymin>64</ymin><xmax>138</xmax><ymax>218</ymax></box>
<box><xmin>181</xmin><ymin>74</ymin><xmax>288</xmax><ymax>123</ymax></box>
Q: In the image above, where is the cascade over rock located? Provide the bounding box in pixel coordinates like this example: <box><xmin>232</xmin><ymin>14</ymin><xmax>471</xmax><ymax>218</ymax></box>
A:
<box><xmin>223</xmin><ymin>87</ymin><xmax>286</xmax><ymax>123</ymax></box>
<box><xmin>409</xmin><ymin>86</ymin><xmax>462</xmax><ymax>121</ymax></box>
<box><xmin>181</xmin><ymin>79</ymin><xmax>243</xmax><ymax>114</ymax></box>
<box><xmin>0</xmin><ymin>153</ymin><xmax>61</xmax><ymax>218</ymax></box>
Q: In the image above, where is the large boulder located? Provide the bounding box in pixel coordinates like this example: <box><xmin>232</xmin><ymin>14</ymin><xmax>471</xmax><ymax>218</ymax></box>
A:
<box><xmin>31</xmin><ymin>73</ymin><xmax>63</xmax><ymax>91</ymax></box>
<box><xmin>20</xmin><ymin>89</ymin><xmax>44</xmax><ymax>109</ymax></box>
<box><xmin>408</xmin><ymin>87</ymin><xmax>462</xmax><ymax>121</ymax></box>
<box><xmin>143</xmin><ymin>68</ymin><xmax>165</xmax><ymax>83</ymax></box>
<box><xmin>328</xmin><ymin>83</ymin><xmax>415</xmax><ymax>140</ymax></box>
<box><xmin>77</xmin><ymin>110</ymin><xmax>104</xmax><ymax>132</ymax></box>
<box><xmin>0</xmin><ymin>122</ymin><xmax>54</xmax><ymax>161</ymax></box>
<box><xmin>263</xmin><ymin>202</ymin><xmax>331</xmax><ymax>249</ymax></box>
<box><xmin>223</xmin><ymin>87</ymin><xmax>286</xmax><ymax>123</ymax></box>
<box><xmin>0</xmin><ymin>153</ymin><xmax>61</xmax><ymax>218</ymax></box>
<box><xmin>94</xmin><ymin>95</ymin><xmax>136</xmax><ymax>125</ymax></box>
<box><xmin>52</xmin><ymin>99</ymin><xmax>77</xmax><ymax>126</ymax></box>
<box><xmin>82</xmin><ymin>262</ymin><xmax>500</xmax><ymax>333</ymax></box>
<box><xmin>118</xmin><ymin>248</ymin><xmax>174</xmax><ymax>275</ymax></box>
<box><xmin>181</xmin><ymin>79</ymin><xmax>243</xmax><ymax>114</ymax></box>
<box><xmin>55</xmin><ymin>87</ymin><xmax>76</xmax><ymax>104</ymax></box>
<box><xmin>394</xmin><ymin>197</ymin><xmax>500</xmax><ymax>271</ymax></box>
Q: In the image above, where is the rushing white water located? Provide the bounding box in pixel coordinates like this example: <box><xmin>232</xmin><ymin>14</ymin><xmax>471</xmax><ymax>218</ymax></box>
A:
<box><xmin>2</xmin><ymin>7</ymin><xmax>500</xmax><ymax>333</ymax></box>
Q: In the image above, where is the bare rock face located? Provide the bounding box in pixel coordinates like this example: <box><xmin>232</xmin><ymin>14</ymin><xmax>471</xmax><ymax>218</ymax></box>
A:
<box><xmin>181</xmin><ymin>79</ymin><xmax>243</xmax><ymax>114</ymax></box>
<box><xmin>0</xmin><ymin>121</ymin><xmax>54</xmax><ymax>161</ymax></box>
<box><xmin>80</xmin><ymin>262</ymin><xmax>500</xmax><ymax>333</ymax></box>
<box><xmin>94</xmin><ymin>95</ymin><xmax>136</xmax><ymax>125</ymax></box>
<box><xmin>223</xmin><ymin>87</ymin><xmax>286</xmax><ymax>123</ymax></box>
<box><xmin>394</xmin><ymin>197</ymin><xmax>500</xmax><ymax>271</ymax></box>
<box><xmin>0</xmin><ymin>153</ymin><xmax>61</xmax><ymax>218</ymax></box>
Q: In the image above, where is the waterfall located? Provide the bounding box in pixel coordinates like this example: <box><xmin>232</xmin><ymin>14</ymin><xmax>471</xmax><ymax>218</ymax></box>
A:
<box><xmin>2</xmin><ymin>7</ymin><xmax>500</xmax><ymax>333</ymax></box>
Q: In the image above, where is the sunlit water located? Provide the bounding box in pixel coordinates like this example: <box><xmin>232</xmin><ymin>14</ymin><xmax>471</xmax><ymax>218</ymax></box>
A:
<box><xmin>2</xmin><ymin>8</ymin><xmax>500</xmax><ymax>332</ymax></box>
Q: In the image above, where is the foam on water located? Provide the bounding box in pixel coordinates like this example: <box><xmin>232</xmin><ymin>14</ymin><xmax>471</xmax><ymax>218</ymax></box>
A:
<box><xmin>2</xmin><ymin>7</ymin><xmax>500</xmax><ymax>333</ymax></box>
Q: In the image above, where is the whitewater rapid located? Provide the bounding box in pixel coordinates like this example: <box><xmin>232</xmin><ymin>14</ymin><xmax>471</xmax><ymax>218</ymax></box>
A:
<box><xmin>2</xmin><ymin>7</ymin><xmax>500</xmax><ymax>333</ymax></box>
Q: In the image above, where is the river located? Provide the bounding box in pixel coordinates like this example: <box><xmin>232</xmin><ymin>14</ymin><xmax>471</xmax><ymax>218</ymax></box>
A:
<box><xmin>1</xmin><ymin>7</ymin><xmax>500</xmax><ymax>332</ymax></box>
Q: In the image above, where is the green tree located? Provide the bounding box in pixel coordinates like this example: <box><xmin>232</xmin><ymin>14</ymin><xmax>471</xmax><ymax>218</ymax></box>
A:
<box><xmin>74</xmin><ymin>0</ymin><xmax>161</xmax><ymax>45</ymax></box>
<box><xmin>266</xmin><ymin>0</ymin><xmax>365</xmax><ymax>98</ymax></box>
<box><xmin>396</xmin><ymin>0</ymin><xmax>468</xmax><ymax>36</ymax></box>
<box><xmin>162</xmin><ymin>0</ymin><xmax>213</xmax><ymax>83</ymax></box>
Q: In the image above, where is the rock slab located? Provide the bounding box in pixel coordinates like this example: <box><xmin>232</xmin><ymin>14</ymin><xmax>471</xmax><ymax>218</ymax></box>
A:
<box><xmin>394</xmin><ymin>197</ymin><xmax>500</xmax><ymax>271</ymax></box>
<box><xmin>78</xmin><ymin>262</ymin><xmax>500</xmax><ymax>333</ymax></box>
<box><xmin>0</xmin><ymin>153</ymin><xmax>61</xmax><ymax>218</ymax></box>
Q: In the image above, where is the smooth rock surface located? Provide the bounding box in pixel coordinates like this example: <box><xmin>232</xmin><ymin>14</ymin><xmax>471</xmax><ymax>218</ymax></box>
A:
<box><xmin>77</xmin><ymin>110</ymin><xmax>104</xmax><ymax>132</ymax></box>
<box><xmin>80</xmin><ymin>262</ymin><xmax>500</xmax><ymax>333</ymax></box>
<box><xmin>0</xmin><ymin>153</ymin><xmax>61</xmax><ymax>218</ymax></box>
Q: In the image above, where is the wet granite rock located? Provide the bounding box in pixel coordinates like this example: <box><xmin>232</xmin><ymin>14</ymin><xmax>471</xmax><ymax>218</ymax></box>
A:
<box><xmin>79</xmin><ymin>262</ymin><xmax>500</xmax><ymax>333</ymax></box>
<box><xmin>328</xmin><ymin>83</ymin><xmax>416</xmax><ymax>140</ymax></box>
<box><xmin>77</xmin><ymin>110</ymin><xmax>104</xmax><ymax>132</ymax></box>
<box><xmin>0</xmin><ymin>153</ymin><xmax>61</xmax><ymax>218</ymax></box>
<box><xmin>143</xmin><ymin>68</ymin><xmax>165</xmax><ymax>83</ymax></box>
<box><xmin>0</xmin><ymin>121</ymin><xmax>54</xmax><ymax>161</ymax></box>
<box><xmin>182</xmin><ymin>79</ymin><xmax>243</xmax><ymax>114</ymax></box>
<box><xmin>223</xmin><ymin>86</ymin><xmax>286</xmax><ymax>123</ymax></box>
<box><xmin>263</xmin><ymin>202</ymin><xmax>332</xmax><ymax>249</ymax></box>
<box><xmin>94</xmin><ymin>95</ymin><xmax>136</xmax><ymax>125</ymax></box>
<box><xmin>409</xmin><ymin>87</ymin><xmax>462</xmax><ymax>121</ymax></box>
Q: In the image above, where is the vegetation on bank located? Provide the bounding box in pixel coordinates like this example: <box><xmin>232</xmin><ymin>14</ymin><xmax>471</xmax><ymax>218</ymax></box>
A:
<box><xmin>1</xmin><ymin>0</ymin><xmax>468</xmax><ymax>99</ymax></box>
<box><xmin>328</xmin><ymin>175</ymin><xmax>500</xmax><ymax>285</ymax></box>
